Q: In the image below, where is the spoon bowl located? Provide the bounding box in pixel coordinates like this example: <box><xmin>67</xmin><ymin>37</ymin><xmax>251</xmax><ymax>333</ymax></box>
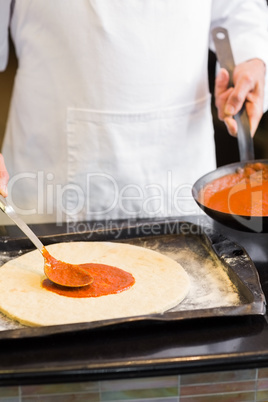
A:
<box><xmin>42</xmin><ymin>247</ymin><xmax>94</xmax><ymax>288</ymax></box>
<box><xmin>0</xmin><ymin>196</ymin><xmax>93</xmax><ymax>288</ymax></box>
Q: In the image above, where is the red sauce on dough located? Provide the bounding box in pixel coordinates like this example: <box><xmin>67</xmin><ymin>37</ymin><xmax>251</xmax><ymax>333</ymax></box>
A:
<box><xmin>200</xmin><ymin>163</ymin><xmax>268</xmax><ymax>216</ymax></box>
<box><xmin>42</xmin><ymin>262</ymin><xmax>135</xmax><ymax>298</ymax></box>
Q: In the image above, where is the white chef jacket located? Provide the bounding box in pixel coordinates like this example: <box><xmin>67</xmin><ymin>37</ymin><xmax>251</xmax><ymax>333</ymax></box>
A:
<box><xmin>0</xmin><ymin>0</ymin><xmax>268</xmax><ymax>224</ymax></box>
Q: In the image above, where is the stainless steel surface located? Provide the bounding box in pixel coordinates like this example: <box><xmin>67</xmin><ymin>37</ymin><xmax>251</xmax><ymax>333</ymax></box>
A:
<box><xmin>0</xmin><ymin>195</ymin><xmax>44</xmax><ymax>252</ymax></box>
<box><xmin>212</xmin><ymin>26</ymin><xmax>254</xmax><ymax>162</ymax></box>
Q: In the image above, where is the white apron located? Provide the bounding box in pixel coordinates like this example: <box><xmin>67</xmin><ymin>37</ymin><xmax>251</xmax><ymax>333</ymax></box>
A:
<box><xmin>1</xmin><ymin>0</ymin><xmax>268</xmax><ymax>224</ymax></box>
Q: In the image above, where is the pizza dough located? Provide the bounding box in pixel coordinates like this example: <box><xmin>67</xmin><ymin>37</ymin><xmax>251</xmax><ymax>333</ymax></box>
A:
<box><xmin>0</xmin><ymin>241</ymin><xmax>190</xmax><ymax>326</ymax></box>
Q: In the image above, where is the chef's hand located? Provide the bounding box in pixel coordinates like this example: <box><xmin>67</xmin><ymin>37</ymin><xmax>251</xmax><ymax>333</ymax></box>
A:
<box><xmin>215</xmin><ymin>59</ymin><xmax>266</xmax><ymax>136</ymax></box>
<box><xmin>0</xmin><ymin>154</ymin><xmax>9</xmax><ymax>197</ymax></box>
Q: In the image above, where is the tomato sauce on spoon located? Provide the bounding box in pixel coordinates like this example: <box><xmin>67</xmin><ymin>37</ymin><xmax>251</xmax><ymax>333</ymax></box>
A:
<box><xmin>42</xmin><ymin>247</ymin><xmax>94</xmax><ymax>288</ymax></box>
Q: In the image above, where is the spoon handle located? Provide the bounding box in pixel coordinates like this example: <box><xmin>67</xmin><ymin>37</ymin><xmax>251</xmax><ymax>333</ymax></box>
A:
<box><xmin>0</xmin><ymin>195</ymin><xmax>44</xmax><ymax>253</ymax></box>
<box><xmin>212</xmin><ymin>26</ymin><xmax>255</xmax><ymax>162</ymax></box>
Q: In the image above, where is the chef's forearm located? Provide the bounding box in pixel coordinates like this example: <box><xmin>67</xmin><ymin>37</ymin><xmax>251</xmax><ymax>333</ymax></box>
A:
<box><xmin>210</xmin><ymin>0</ymin><xmax>268</xmax><ymax>113</ymax></box>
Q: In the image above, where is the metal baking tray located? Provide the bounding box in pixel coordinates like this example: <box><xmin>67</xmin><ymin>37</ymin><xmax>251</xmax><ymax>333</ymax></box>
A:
<box><xmin>0</xmin><ymin>220</ymin><xmax>265</xmax><ymax>340</ymax></box>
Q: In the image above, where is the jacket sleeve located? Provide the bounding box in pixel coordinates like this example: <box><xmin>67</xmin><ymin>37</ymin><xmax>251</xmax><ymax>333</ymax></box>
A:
<box><xmin>210</xmin><ymin>0</ymin><xmax>268</xmax><ymax>111</ymax></box>
<box><xmin>0</xmin><ymin>0</ymin><xmax>12</xmax><ymax>71</ymax></box>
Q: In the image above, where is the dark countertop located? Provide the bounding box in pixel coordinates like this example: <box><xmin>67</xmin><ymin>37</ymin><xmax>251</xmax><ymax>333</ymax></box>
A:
<box><xmin>0</xmin><ymin>216</ymin><xmax>268</xmax><ymax>386</ymax></box>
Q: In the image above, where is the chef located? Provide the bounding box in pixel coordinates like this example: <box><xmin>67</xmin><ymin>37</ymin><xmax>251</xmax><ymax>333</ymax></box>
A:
<box><xmin>0</xmin><ymin>0</ymin><xmax>267</xmax><ymax>224</ymax></box>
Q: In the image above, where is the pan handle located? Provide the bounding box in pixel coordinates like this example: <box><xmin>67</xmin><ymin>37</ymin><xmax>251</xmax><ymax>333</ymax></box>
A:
<box><xmin>212</xmin><ymin>27</ymin><xmax>255</xmax><ymax>162</ymax></box>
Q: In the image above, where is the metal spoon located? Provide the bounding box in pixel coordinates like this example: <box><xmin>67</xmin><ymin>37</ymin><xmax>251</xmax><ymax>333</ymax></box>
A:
<box><xmin>0</xmin><ymin>196</ymin><xmax>93</xmax><ymax>288</ymax></box>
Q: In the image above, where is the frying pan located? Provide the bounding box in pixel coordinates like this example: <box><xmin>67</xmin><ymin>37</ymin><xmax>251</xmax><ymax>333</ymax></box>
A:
<box><xmin>192</xmin><ymin>159</ymin><xmax>268</xmax><ymax>233</ymax></box>
<box><xmin>192</xmin><ymin>27</ymin><xmax>268</xmax><ymax>233</ymax></box>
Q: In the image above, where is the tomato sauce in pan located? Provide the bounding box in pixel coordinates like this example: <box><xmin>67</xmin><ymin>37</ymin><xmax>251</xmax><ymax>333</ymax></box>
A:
<box><xmin>200</xmin><ymin>163</ymin><xmax>268</xmax><ymax>216</ymax></box>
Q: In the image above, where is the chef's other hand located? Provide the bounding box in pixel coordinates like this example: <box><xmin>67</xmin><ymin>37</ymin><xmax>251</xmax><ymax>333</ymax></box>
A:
<box><xmin>0</xmin><ymin>154</ymin><xmax>9</xmax><ymax>197</ymax></box>
<box><xmin>215</xmin><ymin>59</ymin><xmax>266</xmax><ymax>137</ymax></box>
